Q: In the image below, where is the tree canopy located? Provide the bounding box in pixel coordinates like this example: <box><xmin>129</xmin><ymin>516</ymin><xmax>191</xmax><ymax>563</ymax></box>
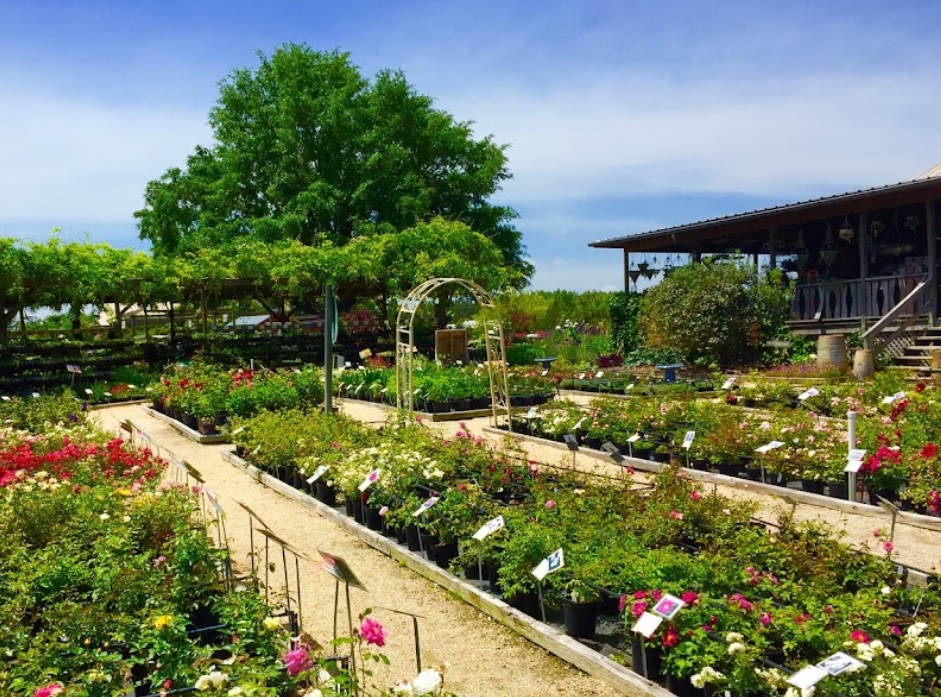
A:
<box><xmin>135</xmin><ymin>44</ymin><xmax>532</xmax><ymax>286</ymax></box>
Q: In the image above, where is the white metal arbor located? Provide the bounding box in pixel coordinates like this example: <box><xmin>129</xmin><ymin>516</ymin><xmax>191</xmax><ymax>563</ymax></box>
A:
<box><xmin>395</xmin><ymin>278</ymin><xmax>512</xmax><ymax>430</ymax></box>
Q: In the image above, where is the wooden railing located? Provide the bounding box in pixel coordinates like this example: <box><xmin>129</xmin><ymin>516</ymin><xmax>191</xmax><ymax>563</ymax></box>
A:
<box><xmin>790</xmin><ymin>273</ymin><xmax>927</xmax><ymax>321</ymax></box>
<box><xmin>861</xmin><ymin>276</ymin><xmax>933</xmax><ymax>358</ymax></box>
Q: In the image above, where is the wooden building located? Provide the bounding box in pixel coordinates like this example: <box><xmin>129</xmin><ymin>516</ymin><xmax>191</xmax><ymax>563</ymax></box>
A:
<box><xmin>589</xmin><ymin>163</ymin><xmax>941</xmax><ymax>361</ymax></box>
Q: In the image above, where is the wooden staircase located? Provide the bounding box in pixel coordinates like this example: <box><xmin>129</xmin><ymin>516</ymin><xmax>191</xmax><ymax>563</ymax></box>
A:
<box><xmin>893</xmin><ymin>326</ymin><xmax>941</xmax><ymax>375</ymax></box>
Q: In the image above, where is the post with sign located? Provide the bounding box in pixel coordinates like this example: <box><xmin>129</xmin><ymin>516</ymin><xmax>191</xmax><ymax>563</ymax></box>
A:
<box><xmin>324</xmin><ymin>284</ymin><xmax>334</xmax><ymax>414</ymax></box>
<box><xmin>531</xmin><ymin>548</ymin><xmax>564</xmax><ymax>622</ymax></box>
<box><xmin>847</xmin><ymin>411</ymin><xmax>857</xmax><ymax>502</ymax></box>
<box><xmin>472</xmin><ymin>515</ymin><xmax>505</xmax><ymax>590</ymax></box>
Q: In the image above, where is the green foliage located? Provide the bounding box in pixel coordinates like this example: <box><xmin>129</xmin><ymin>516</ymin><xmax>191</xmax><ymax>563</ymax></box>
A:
<box><xmin>609</xmin><ymin>291</ymin><xmax>643</xmax><ymax>355</ymax></box>
<box><xmin>136</xmin><ymin>43</ymin><xmax>532</xmax><ymax>285</ymax></box>
<box><xmin>641</xmin><ymin>259</ymin><xmax>792</xmax><ymax>367</ymax></box>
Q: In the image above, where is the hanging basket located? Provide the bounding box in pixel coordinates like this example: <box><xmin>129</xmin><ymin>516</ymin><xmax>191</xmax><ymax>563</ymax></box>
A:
<box><xmin>819</xmin><ymin>249</ymin><xmax>839</xmax><ymax>266</ymax></box>
<box><xmin>628</xmin><ymin>270</ymin><xmax>642</xmax><ymax>283</ymax></box>
<box><xmin>637</xmin><ymin>261</ymin><xmax>649</xmax><ymax>273</ymax></box>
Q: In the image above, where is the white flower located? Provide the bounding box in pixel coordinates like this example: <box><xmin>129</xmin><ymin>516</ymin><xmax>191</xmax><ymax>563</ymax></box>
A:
<box><xmin>99</xmin><ymin>512</ymin><xmax>110</xmax><ymax>521</ymax></box>
<box><xmin>411</xmin><ymin>669</ymin><xmax>442</xmax><ymax>695</ymax></box>
<box><xmin>263</xmin><ymin>616</ymin><xmax>281</xmax><ymax>631</ymax></box>
<box><xmin>123</xmin><ymin>515</ymin><xmax>131</xmax><ymax>523</ymax></box>
<box><xmin>908</xmin><ymin>621</ymin><xmax>928</xmax><ymax>638</ymax></box>
<box><xmin>935</xmin><ymin>655</ymin><xmax>941</xmax><ymax>667</ymax></box>
<box><xmin>881</xmin><ymin>585</ymin><xmax>891</xmax><ymax>595</ymax></box>
<box><xmin>301</xmin><ymin>689</ymin><xmax>323</xmax><ymax>697</ymax></box>
<box><xmin>727</xmin><ymin>642</ymin><xmax>746</xmax><ymax>655</ymax></box>
<box><xmin>228</xmin><ymin>688</ymin><xmax>246</xmax><ymax>697</ymax></box>
<box><xmin>725</xmin><ymin>632</ymin><xmax>744</xmax><ymax>644</ymax></box>
<box><xmin>391</xmin><ymin>683</ymin><xmax>415</xmax><ymax>695</ymax></box>
<box><xmin>870</xmin><ymin>639</ymin><xmax>885</xmax><ymax>654</ymax></box>
<box><xmin>207</xmin><ymin>671</ymin><xmax>228</xmax><ymax>689</ymax></box>
<box><xmin>195</xmin><ymin>675</ymin><xmax>212</xmax><ymax>691</ymax></box>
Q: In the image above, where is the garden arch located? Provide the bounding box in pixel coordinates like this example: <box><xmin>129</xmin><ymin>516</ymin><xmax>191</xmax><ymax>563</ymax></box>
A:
<box><xmin>395</xmin><ymin>278</ymin><xmax>512</xmax><ymax>430</ymax></box>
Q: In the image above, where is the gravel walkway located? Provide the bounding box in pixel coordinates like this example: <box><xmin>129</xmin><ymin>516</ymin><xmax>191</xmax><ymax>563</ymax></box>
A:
<box><xmin>94</xmin><ymin>405</ymin><xmax>622</xmax><ymax>697</ymax></box>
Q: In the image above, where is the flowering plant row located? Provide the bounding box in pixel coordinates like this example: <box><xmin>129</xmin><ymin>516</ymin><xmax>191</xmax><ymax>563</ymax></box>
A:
<box><xmin>234</xmin><ymin>407</ymin><xmax>941</xmax><ymax>696</ymax></box>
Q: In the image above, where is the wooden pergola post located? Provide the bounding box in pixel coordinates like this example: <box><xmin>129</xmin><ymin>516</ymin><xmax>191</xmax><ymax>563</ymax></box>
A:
<box><xmin>857</xmin><ymin>210</ymin><xmax>869</xmax><ymax>333</ymax></box>
<box><xmin>928</xmin><ymin>199</ymin><xmax>937</xmax><ymax>326</ymax></box>
<box><xmin>622</xmin><ymin>249</ymin><xmax>630</xmax><ymax>293</ymax></box>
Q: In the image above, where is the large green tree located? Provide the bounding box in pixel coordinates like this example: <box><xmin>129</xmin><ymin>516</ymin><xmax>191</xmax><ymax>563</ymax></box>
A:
<box><xmin>136</xmin><ymin>44</ymin><xmax>531</xmax><ymax>285</ymax></box>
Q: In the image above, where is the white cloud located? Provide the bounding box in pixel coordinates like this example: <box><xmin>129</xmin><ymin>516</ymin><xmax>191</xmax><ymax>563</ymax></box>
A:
<box><xmin>0</xmin><ymin>85</ymin><xmax>211</xmax><ymax>223</ymax></box>
<box><xmin>445</xmin><ymin>70</ymin><xmax>941</xmax><ymax>204</ymax></box>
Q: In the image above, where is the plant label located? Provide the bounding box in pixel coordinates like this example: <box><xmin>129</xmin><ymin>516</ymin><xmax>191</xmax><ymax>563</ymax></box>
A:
<box><xmin>103</xmin><ymin>392</ymin><xmax>112</xmax><ymax>398</ymax></box>
<box><xmin>798</xmin><ymin>387</ymin><xmax>819</xmax><ymax>401</ymax></box>
<box><xmin>293</xmin><ymin>368</ymin><xmax>301</xmax><ymax>374</ymax></box>
<box><xmin>127</xmin><ymin>384</ymin><xmax>136</xmax><ymax>389</ymax></box>
<box><xmin>755</xmin><ymin>441</ymin><xmax>784</xmax><ymax>454</ymax></box>
<box><xmin>414</xmin><ymin>388</ymin><xmax>422</xmax><ymax>396</ymax></box>
<box><xmin>596</xmin><ymin>371</ymin><xmax>604</xmax><ymax>378</ymax></box>
<box><xmin>472</xmin><ymin>514</ymin><xmax>505</xmax><ymax>541</ymax></box>
<box><xmin>573</xmin><ymin>417</ymin><xmax>585</xmax><ymax>431</ymax></box>
<box><xmin>632</xmin><ymin>611</ymin><xmax>663</xmax><ymax>638</ymax></box>
<box><xmin>532</xmin><ymin>548</ymin><xmax>564</xmax><ymax>580</ymax></box>
<box><xmin>0</xmin><ymin>396</ymin><xmax>8</xmax><ymax>401</ymax></box>
<box><xmin>722</xmin><ymin>376</ymin><xmax>736</xmax><ymax>389</ymax></box>
<box><xmin>848</xmin><ymin>448</ymin><xmax>866</xmax><ymax>461</ymax></box>
<box><xmin>380</xmin><ymin>387</ymin><xmax>388</xmax><ymax>394</ymax></box>
<box><xmin>359</xmin><ymin>348</ymin><xmax>372</xmax><ymax>359</ymax></box>
<box><xmin>230</xmin><ymin>426</ymin><xmax>245</xmax><ymax>436</ymax></box>
<box><xmin>358</xmin><ymin>468</ymin><xmax>380</xmax><ymax>492</ymax></box>
<box><xmin>652</xmin><ymin>594</ymin><xmax>685</xmax><ymax>619</ymax></box>
<box><xmin>31</xmin><ymin>393</ymin><xmax>40</xmax><ymax>399</ymax></box>
<box><xmin>577</xmin><ymin>373</ymin><xmax>586</xmax><ymax>380</ymax></box>
<box><xmin>66</xmin><ymin>364</ymin><xmax>82</xmax><ymax>374</ymax></box>
<box><xmin>844</xmin><ymin>459</ymin><xmax>864</xmax><ymax>473</ymax></box>
<box><xmin>627</xmin><ymin>433</ymin><xmax>641</xmax><ymax>443</ymax></box>
<box><xmin>306</xmin><ymin>465</ymin><xmax>328</xmax><ymax>484</ymax></box>
<box><xmin>682</xmin><ymin>431</ymin><xmax>695</xmax><ymax>449</ymax></box>
<box><xmin>354</xmin><ymin>384</ymin><xmax>363</xmax><ymax>394</ymax></box>
<box><xmin>526</xmin><ymin>407</ymin><xmax>538</xmax><ymax>419</ymax></box>
<box><xmin>541</xmin><ymin>370</ymin><xmax>548</xmax><ymax>377</ymax></box>
<box><xmin>85</xmin><ymin>389</ymin><xmax>93</xmax><ymax>395</ymax></box>
<box><xmin>786</xmin><ymin>665</ymin><xmax>828</xmax><ymax>690</ymax></box>
<box><xmin>412</xmin><ymin>496</ymin><xmax>439</xmax><ymax>517</ymax></box>
<box><xmin>817</xmin><ymin>651</ymin><xmax>865</xmax><ymax>676</ymax></box>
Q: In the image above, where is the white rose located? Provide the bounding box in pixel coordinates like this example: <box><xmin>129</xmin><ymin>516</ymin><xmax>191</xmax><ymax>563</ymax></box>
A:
<box><xmin>728</xmin><ymin>642</ymin><xmax>746</xmax><ymax>655</ymax></box>
<box><xmin>208</xmin><ymin>671</ymin><xmax>228</xmax><ymax>689</ymax></box>
<box><xmin>411</xmin><ymin>669</ymin><xmax>442</xmax><ymax>695</ymax></box>
<box><xmin>195</xmin><ymin>675</ymin><xmax>212</xmax><ymax>691</ymax></box>
<box><xmin>725</xmin><ymin>632</ymin><xmax>744</xmax><ymax>644</ymax></box>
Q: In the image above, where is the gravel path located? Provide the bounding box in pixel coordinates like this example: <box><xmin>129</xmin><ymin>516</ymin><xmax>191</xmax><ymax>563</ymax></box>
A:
<box><xmin>94</xmin><ymin>405</ymin><xmax>622</xmax><ymax>697</ymax></box>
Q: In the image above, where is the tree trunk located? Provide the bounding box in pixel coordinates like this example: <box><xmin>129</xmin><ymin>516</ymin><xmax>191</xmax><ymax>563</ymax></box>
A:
<box><xmin>433</xmin><ymin>290</ymin><xmax>453</xmax><ymax>329</ymax></box>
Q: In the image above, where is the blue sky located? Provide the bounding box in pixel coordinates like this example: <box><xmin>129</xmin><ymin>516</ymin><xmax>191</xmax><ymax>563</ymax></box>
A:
<box><xmin>1</xmin><ymin>0</ymin><xmax>940</xmax><ymax>290</ymax></box>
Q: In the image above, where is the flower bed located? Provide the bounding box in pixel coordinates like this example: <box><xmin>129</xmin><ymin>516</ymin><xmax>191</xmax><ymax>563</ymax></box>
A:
<box><xmin>232</xmin><ymin>409</ymin><xmax>941</xmax><ymax>696</ymax></box>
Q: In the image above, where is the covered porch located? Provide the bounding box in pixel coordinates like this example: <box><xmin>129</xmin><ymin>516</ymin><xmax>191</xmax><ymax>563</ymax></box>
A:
<box><xmin>589</xmin><ymin>167</ymin><xmax>941</xmax><ymax>355</ymax></box>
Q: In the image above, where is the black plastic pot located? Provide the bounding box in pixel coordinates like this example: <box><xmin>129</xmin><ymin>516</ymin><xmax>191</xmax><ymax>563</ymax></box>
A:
<box><xmin>315</xmin><ymin>482</ymin><xmax>337</xmax><ymax>506</ymax></box>
<box><xmin>429</xmin><ymin>539</ymin><xmax>459</xmax><ymax>569</ymax></box>
<box><xmin>405</xmin><ymin>525</ymin><xmax>422</xmax><ymax>551</ymax></box>
<box><xmin>364</xmin><ymin>506</ymin><xmax>384</xmax><ymax>531</ymax></box>
<box><xmin>563</xmin><ymin>600</ymin><xmax>598</xmax><ymax>639</ymax></box>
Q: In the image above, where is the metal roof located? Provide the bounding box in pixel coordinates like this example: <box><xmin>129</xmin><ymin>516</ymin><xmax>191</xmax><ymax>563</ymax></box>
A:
<box><xmin>589</xmin><ymin>171</ymin><xmax>941</xmax><ymax>250</ymax></box>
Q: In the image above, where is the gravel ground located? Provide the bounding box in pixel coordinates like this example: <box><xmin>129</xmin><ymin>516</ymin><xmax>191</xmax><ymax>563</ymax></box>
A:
<box><xmin>94</xmin><ymin>405</ymin><xmax>623</xmax><ymax>697</ymax></box>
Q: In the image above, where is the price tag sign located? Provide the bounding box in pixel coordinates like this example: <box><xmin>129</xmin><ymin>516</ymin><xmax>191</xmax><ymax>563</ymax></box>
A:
<box><xmin>578</xmin><ymin>373</ymin><xmax>586</xmax><ymax>380</ymax></box>
<box><xmin>230</xmin><ymin>426</ymin><xmax>245</xmax><ymax>436</ymax></box>
<box><xmin>573</xmin><ymin>417</ymin><xmax>586</xmax><ymax>431</ymax></box>
<box><xmin>817</xmin><ymin>651</ymin><xmax>865</xmax><ymax>676</ymax></box>
<box><xmin>798</xmin><ymin>387</ymin><xmax>820</xmax><ymax>401</ymax></box>
<box><xmin>848</xmin><ymin>448</ymin><xmax>866</xmax><ymax>461</ymax></box>
<box><xmin>306</xmin><ymin>465</ymin><xmax>329</xmax><ymax>484</ymax></box>
<box><xmin>845</xmin><ymin>459</ymin><xmax>864</xmax><ymax>473</ymax></box>
<box><xmin>652</xmin><ymin>593</ymin><xmax>685</xmax><ymax>619</ymax></box>
<box><xmin>532</xmin><ymin>548</ymin><xmax>564</xmax><ymax>581</ymax></box>
<box><xmin>412</xmin><ymin>496</ymin><xmax>439</xmax><ymax>517</ymax></box>
<box><xmin>358</xmin><ymin>468</ymin><xmax>380</xmax><ymax>492</ymax></box>
<box><xmin>786</xmin><ymin>665</ymin><xmax>828</xmax><ymax>690</ymax></box>
<box><xmin>380</xmin><ymin>387</ymin><xmax>388</xmax><ymax>394</ymax></box>
<box><xmin>625</xmin><ymin>383</ymin><xmax>635</xmax><ymax>391</ymax></box>
<box><xmin>525</xmin><ymin>407</ymin><xmax>538</xmax><ymax>419</ymax></box>
<box><xmin>541</xmin><ymin>370</ymin><xmax>548</xmax><ymax>377</ymax></box>
<box><xmin>881</xmin><ymin>391</ymin><xmax>906</xmax><ymax>405</ymax></box>
<box><xmin>85</xmin><ymin>389</ymin><xmax>93</xmax><ymax>396</ymax></box>
<box><xmin>682</xmin><ymin>431</ymin><xmax>695</xmax><ymax>450</ymax></box>
<box><xmin>627</xmin><ymin>433</ymin><xmax>641</xmax><ymax>443</ymax></box>
<box><xmin>32</xmin><ymin>392</ymin><xmax>40</xmax><ymax>399</ymax></box>
<box><xmin>472</xmin><ymin>515</ymin><xmax>505</xmax><ymax>541</ymax></box>
<box><xmin>359</xmin><ymin>348</ymin><xmax>372</xmax><ymax>360</ymax></box>
<box><xmin>632</xmin><ymin>611</ymin><xmax>663</xmax><ymax>638</ymax></box>
<box><xmin>66</xmin><ymin>364</ymin><xmax>82</xmax><ymax>374</ymax></box>
<box><xmin>595</xmin><ymin>371</ymin><xmax>604</xmax><ymax>378</ymax></box>
<box><xmin>721</xmin><ymin>376</ymin><xmax>736</xmax><ymax>389</ymax></box>
<box><xmin>755</xmin><ymin>441</ymin><xmax>785</xmax><ymax>454</ymax></box>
